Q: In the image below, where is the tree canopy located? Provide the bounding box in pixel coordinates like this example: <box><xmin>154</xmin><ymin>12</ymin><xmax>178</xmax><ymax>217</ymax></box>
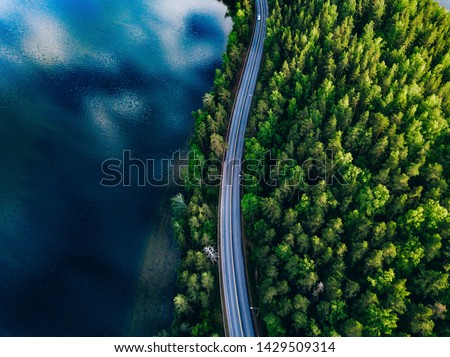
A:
<box><xmin>243</xmin><ymin>0</ymin><xmax>450</xmax><ymax>336</ymax></box>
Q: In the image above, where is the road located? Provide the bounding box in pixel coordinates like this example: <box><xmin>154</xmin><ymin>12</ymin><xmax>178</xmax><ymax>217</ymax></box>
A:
<box><xmin>219</xmin><ymin>0</ymin><xmax>268</xmax><ymax>337</ymax></box>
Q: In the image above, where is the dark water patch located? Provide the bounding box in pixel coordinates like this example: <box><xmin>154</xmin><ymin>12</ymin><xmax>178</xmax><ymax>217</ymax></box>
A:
<box><xmin>185</xmin><ymin>13</ymin><xmax>223</xmax><ymax>41</ymax></box>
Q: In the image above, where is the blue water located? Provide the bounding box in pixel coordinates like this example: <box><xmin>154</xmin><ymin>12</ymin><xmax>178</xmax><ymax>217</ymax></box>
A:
<box><xmin>0</xmin><ymin>0</ymin><xmax>231</xmax><ymax>336</ymax></box>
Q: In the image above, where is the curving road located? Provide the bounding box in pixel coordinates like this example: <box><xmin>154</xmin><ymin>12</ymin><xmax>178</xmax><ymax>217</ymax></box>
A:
<box><xmin>219</xmin><ymin>0</ymin><xmax>268</xmax><ymax>337</ymax></box>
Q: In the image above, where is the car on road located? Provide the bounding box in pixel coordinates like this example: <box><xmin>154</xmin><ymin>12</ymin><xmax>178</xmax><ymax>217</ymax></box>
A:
<box><xmin>258</xmin><ymin>15</ymin><xmax>261</xmax><ymax>21</ymax></box>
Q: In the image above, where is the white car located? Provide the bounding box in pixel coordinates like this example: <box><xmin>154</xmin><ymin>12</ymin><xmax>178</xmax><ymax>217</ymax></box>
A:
<box><xmin>257</xmin><ymin>15</ymin><xmax>261</xmax><ymax>21</ymax></box>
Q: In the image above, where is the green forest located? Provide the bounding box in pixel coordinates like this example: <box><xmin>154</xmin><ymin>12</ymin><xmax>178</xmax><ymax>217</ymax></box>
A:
<box><xmin>171</xmin><ymin>0</ymin><xmax>450</xmax><ymax>337</ymax></box>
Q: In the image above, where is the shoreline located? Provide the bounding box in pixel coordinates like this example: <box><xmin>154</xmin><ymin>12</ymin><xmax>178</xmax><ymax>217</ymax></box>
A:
<box><xmin>124</xmin><ymin>188</ymin><xmax>179</xmax><ymax>337</ymax></box>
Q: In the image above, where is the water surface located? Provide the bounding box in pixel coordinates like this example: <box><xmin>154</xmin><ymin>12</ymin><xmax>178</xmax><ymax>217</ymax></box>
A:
<box><xmin>440</xmin><ymin>0</ymin><xmax>450</xmax><ymax>10</ymax></box>
<box><xmin>0</xmin><ymin>0</ymin><xmax>231</xmax><ymax>336</ymax></box>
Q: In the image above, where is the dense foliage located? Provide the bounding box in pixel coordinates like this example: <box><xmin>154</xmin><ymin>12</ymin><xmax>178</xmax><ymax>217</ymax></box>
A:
<box><xmin>169</xmin><ymin>0</ymin><xmax>254</xmax><ymax>336</ymax></box>
<box><xmin>243</xmin><ymin>0</ymin><xmax>450</xmax><ymax>336</ymax></box>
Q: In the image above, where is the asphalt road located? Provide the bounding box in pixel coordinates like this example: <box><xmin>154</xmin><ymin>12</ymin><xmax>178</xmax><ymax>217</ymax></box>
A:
<box><xmin>219</xmin><ymin>0</ymin><xmax>268</xmax><ymax>337</ymax></box>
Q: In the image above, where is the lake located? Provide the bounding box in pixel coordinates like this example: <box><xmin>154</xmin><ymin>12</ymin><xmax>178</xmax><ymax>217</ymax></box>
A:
<box><xmin>0</xmin><ymin>0</ymin><xmax>231</xmax><ymax>336</ymax></box>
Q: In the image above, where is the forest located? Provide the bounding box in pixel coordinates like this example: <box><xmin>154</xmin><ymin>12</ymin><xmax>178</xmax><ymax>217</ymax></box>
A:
<box><xmin>171</xmin><ymin>0</ymin><xmax>450</xmax><ymax>336</ymax></box>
